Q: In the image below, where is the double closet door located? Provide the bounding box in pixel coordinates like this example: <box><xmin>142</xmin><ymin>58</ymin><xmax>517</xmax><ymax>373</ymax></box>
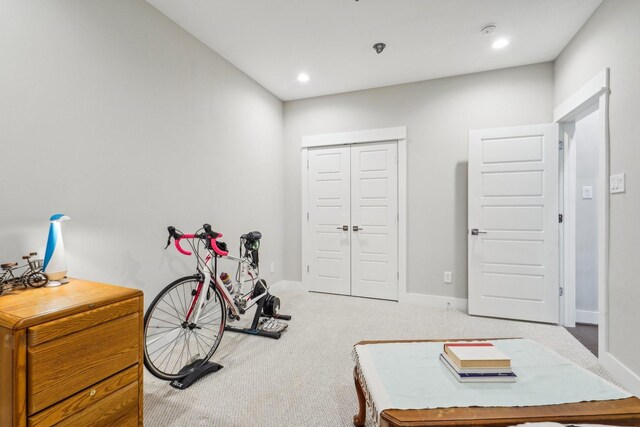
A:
<box><xmin>307</xmin><ymin>142</ymin><xmax>398</xmax><ymax>301</ymax></box>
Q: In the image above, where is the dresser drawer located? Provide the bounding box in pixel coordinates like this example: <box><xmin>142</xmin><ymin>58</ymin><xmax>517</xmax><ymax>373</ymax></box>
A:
<box><xmin>28</xmin><ymin>298</ymin><xmax>139</xmax><ymax>346</ymax></box>
<box><xmin>28</xmin><ymin>366</ymin><xmax>138</xmax><ymax>426</ymax></box>
<box><xmin>27</xmin><ymin>313</ymin><xmax>140</xmax><ymax>414</ymax></box>
<box><xmin>54</xmin><ymin>381</ymin><xmax>138</xmax><ymax>427</ymax></box>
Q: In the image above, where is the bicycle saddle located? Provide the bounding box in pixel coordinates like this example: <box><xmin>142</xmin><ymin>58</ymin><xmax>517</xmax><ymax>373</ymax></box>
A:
<box><xmin>1</xmin><ymin>262</ymin><xmax>18</xmax><ymax>270</ymax></box>
<box><xmin>242</xmin><ymin>231</ymin><xmax>262</xmax><ymax>241</ymax></box>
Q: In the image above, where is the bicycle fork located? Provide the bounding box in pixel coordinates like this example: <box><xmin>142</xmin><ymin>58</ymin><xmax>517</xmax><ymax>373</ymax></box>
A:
<box><xmin>186</xmin><ymin>274</ymin><xmax>240</xmax><ymax>326</ymax></box>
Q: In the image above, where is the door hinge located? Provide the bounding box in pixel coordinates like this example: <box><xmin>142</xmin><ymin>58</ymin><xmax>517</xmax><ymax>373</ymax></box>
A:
<box><xmin>559</xmin><ymin>286</ymin><xmax>564</xmax><ymax>296</ymax></box>
<box><xmin>559</xmin><ymin>141</ymin><xmax>564</xmax><ymax>150</ymax></box>
<box><xmin>307</xmin><ymin>212</ymin><xmax>309</xmax><ymax>221</ymax></box>
<box><xmin>559</xmin><ymin>213</ymin><xmax>564</xmax><ymax>223</ymax></box>
<box><xmin>307</xmin><ymin>159</ymin><xmax>309</xmax><ymax>169</ymax></box>
<box><xmin>307</xmin><ymin>265</ymin><xmax>309</xmax><ymax>273</ymax></box>
<box><xmin>397</xmin><ymin>271</ymin><xmax>399</xmax><ymax>280</ymax></box>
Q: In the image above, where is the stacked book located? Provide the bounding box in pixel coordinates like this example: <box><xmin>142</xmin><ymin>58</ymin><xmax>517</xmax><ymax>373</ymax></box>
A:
<box><xmin>440</xmin><ymin>342</ymin><xmax>517</xmax><ymax>383</ymax></box>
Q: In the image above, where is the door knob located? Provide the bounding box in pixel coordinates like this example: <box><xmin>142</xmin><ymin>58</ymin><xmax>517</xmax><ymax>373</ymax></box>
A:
<box><xmin>353</xmin><ymin>226</ymin><xmax>363</xmax><ymax>231</ymax></box>
<box><xmin>470</xmin><ymin>228</ymin><xmax>487</xmax><ymax>236</ymax></box>
<box><xmin>336</xmin><ymin>225</ymin><xmax>348</xmax><ymax>231</ymax></box>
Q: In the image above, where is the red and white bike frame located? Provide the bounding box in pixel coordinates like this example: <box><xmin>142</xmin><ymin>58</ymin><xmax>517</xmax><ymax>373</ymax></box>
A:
<box><xmin>174</xmin><ymin>233</ymin><xmax>269</xmax><ymax>324</ymax></box>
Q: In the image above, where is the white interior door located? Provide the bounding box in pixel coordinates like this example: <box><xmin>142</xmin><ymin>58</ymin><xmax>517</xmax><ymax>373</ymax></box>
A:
<box><xmin>468</xmin><ymin>124</ymin><xmax>559</xmax><ymax>323</ymax></box>
<box><xmin>307</xmin><ymin>146</ymin><xmax>351</xmax><ymax>295</ymax></box>
<box><xmin>306</xmin><ymin>142</ymin><xmax>399</xmax><ymax>300</ymax></box>
<box><xmin>351</xmin><ymin>142</ymin><xmax>398</xmax><ymax>300</ymax></box>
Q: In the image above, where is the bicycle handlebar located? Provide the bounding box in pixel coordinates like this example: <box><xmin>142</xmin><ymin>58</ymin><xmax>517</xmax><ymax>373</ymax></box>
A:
<box><xmin>166</xmin><ymin>225</ymin><xmax>228</xmax><ymax>257</ymax></box>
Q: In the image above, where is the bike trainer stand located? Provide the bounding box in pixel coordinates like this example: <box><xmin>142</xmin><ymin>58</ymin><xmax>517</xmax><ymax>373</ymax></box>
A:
<box><xmin>170</xmin><ymin>358</ymin><xmax>223</xmax><ymax>390</ymax></box>
<box><xmin>225</xmin><ymin>295</ymin><xmax>291</xmax><ymax>339</ymax></box>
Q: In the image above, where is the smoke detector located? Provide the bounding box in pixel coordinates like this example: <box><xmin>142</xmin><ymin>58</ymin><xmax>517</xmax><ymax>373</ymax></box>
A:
<box><xmin>481</xmin><ymin>24</ymin><xmax>496</xmax><ymax>35</ymax></box>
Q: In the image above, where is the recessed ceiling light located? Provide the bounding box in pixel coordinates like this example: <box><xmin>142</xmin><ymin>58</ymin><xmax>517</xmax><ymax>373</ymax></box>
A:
<box><xmin>492</xmin><ymin>38</ymin><xmax>509</xmax><ymax>49</ymax></box>
<box><xmin>297</xmin><ymin>73</ymin><xmax>310</xmax><ymax>83</ymax></box>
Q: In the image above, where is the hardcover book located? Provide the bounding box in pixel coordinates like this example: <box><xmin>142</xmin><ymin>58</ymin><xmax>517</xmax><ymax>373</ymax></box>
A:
<box><xmin>440</xmin><ymin>354</ymin><xmax>517</xmax><ymax>383</ymax></box>
<box><xmin>443</xmin><ymin>342</ymin><xmax>511</xmax><ymax>369</ymax></box>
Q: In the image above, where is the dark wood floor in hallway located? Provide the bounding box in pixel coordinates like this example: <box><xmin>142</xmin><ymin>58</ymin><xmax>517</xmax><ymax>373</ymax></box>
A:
<box><xmin>566</xmin><ymin>323</ymin><xmax>598</xmax><ymax>356</ymax></box>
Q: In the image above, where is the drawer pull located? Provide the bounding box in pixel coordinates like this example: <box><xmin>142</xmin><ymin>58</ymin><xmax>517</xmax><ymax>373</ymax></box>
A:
<box><xmin>89</xmin><ymin>389</ymin><xmax>96</xmax><ymax>396</ymax></box>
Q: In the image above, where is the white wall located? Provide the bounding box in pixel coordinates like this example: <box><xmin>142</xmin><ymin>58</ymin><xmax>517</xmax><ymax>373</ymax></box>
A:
<box><xmin>554</xmin><ymin>0</ymin><xmax>640</xmax><ymax>380</ymax></box>
<box><xmin>0</xmin><ymin>0</ymin><xmax>284</xmax><ymax>300</ymax></box>
<box><xmin>284</xmin><ymin>63</ymin><xmax>554</xmax><ymax>299</ymax></box>
<box><xmin>571</xmin><ymin>104</ymin><xmax>599</xmax><ymax>320</ymax></box>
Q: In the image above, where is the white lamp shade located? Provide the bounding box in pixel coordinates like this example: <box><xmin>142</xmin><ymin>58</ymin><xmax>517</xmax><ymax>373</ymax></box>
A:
<box><xmin>43</xmin><ymin>221</ymin><xmax>68</xmax><ymax>280</ymax></box>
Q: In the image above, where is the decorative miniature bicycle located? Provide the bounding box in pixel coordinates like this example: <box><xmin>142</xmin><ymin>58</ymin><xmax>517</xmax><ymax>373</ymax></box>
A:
<box><xmin>143</xmin><ymin>224</ymin><xmax>289</xmax><ymax>381</ymax></box>
<box><xmin>0</xmin><ymin>252</ymin><xmax>49</xmax><ymax>296</ymax></box>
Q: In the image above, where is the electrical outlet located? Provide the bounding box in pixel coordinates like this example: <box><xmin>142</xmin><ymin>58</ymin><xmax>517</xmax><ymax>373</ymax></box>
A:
<box><xmin>582</xmin><ymin>185</ymin><xmax>593</xmax><ymax>199</ymax></box>
<box><xmin>444</xmin><ymin>271</ymin><xmax>452</xmax><ymax>284</ymax></box>
<box><xmin>270</xmin><ymin>262</ymin><xmax>275</xmax><ymax>274</ymax></box>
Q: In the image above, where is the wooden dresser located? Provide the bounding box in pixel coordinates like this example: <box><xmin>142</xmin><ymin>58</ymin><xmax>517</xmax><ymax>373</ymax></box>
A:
<box><xmin>0</xmin><ymin>278</ymin><xmax>143</xmax><ymax>427</ymax></box>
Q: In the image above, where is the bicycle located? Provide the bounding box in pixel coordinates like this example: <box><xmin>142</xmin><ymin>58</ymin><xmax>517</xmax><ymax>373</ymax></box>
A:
<box><xmin>143</xmin><ymin>224</ymin><xmax>286</xmax><ymax>380</ymax></box>
<box><xmin>0</xmin><ymin>252</ymin><xmax>49</xmax><ymax>296</ymax></box>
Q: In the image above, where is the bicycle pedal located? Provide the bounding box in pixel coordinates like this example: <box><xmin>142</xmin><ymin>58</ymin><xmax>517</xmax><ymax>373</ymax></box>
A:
<box><xmin>259</xmin><ymin>318</ymin><xmax>288</xmax><ymax>333</ymax></box>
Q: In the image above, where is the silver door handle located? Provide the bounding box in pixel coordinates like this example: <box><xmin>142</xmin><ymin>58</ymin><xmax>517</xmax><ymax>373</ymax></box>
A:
<box><xmin>353</xmin><ymin>226</ymin><xmax>363</xmax><ymax>231</ymax></box>
<box><xmin>336</xmin><ymin>225</ymin><xmax>348</xmax><ymax>231</ymax></box>
<box><xmin>470</xmin><ymin>228</ymin><xmax>487</xmax><ymax>236</ymax></box>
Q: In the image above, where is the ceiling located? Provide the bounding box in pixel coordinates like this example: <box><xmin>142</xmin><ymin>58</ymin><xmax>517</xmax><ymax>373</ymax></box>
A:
<box><xmin>146</xmin><ymin>0</ymin><xmax>602</xmax><ymax>101</ymax></box>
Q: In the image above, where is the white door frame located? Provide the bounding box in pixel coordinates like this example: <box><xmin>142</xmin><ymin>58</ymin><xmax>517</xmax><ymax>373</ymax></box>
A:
<box><xmin>554</xmin><ymin>69</ymin><xmax>609</xmax><ymax>350</ymax></box>
<box><xmin>301</xmin><ymin>126</ymin><xmax>407</xmax><ymax>300</ymax></box>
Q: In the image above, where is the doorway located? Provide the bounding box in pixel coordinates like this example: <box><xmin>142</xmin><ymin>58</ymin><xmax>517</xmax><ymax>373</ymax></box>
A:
<box><xmin>565</xmin><ymin>103</ymin><xmax>600</xmax><ymax>317</ymax></box>
<box><xmin>467</xmin><ymin>69</ymin><xmax>609</xmax><ymax>355</ymax></box>
<box><xmin>556</xmin><ymin>69</ymin><xmax>609</xmax><ymax>358</ymax></box>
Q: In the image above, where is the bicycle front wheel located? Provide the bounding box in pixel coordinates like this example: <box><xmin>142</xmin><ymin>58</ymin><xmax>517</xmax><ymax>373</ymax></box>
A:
<box><xmin>144</xmin><ymin>275</ymin><xmax>226</xmax><ymax>380</ymax></box>
<box><xmin>26</xmin><ymin>272</ymin><xmax>49</xmax><ymax>288</ymax></box>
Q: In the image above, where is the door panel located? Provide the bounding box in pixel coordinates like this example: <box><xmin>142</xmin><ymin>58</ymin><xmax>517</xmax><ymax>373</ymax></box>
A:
<box><xmin>351</xmin><ymin>143</ymin><xmax>398</xmax><ymax>300</ymax></box>
<box><xmin>307</xmin><ymin>147</ymin><xmax>351</xmax><ymax>295</ymax></box>
<box><xmin>468</xmin><ymin>124</ymin><xmax>559</xmax><ymax>323</ymax></box>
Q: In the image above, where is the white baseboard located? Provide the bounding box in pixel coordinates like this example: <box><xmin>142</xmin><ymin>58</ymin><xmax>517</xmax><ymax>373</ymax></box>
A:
<box><xmin>575</xmin><ymin>309</ymin><xmax>599</xmax><ymax>325</ymax></box>
<box><xmin>399</xmin><ymin>292</ymin><xmax>468</xmax><ymax>313</ymax></box>
<box><xmin>272</xmin><ymin>282</ymin><xmax>468</xmax><ymax>313</ymax></box>
<box><xmin>601</xmin><ymin>351</ymin><xmax>640</xmax><ymax>396</ymax></box>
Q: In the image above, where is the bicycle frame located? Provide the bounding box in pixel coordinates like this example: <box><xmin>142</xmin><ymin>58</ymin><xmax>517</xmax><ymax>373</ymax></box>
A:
<box><xmin>176</xmin><ymin>233</ymin><xmax>268</xmax><ymax>326</ymax></box>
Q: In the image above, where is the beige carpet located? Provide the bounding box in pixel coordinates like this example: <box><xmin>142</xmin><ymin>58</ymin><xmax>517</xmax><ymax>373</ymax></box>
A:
<box><xmin>144</xmin><ymin>285</ymin><xmax>616</xmax><ymax>426</ymax></box>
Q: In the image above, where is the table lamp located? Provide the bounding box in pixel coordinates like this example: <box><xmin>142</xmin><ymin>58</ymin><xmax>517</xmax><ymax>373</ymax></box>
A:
<box><xmin>43</xmin><ymin>213</ymin><xmax>71</xmax><ymax>286</ymax></box>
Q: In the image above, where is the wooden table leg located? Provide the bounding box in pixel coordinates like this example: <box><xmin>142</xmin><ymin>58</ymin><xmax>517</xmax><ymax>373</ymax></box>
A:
<box><xmin>353</xmin><ymin>366</ymin><xmax>366</xmax><ymax>427</ymax></box>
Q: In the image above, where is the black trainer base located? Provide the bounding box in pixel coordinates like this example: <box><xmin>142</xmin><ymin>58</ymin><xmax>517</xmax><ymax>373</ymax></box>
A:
<box><xmin>224</xmin><ymin>292</ymin><xmax>291</xmax><ymax>339</ymax></box>
<box><xmin>169</xmin><ymin>359</ymin><xmax>223</xmax><ymax>390</ymax></box>
<box><xmin>225</xmin><ymin>324</ymin><xmax>284</xmax><ymax>339</ymax></box>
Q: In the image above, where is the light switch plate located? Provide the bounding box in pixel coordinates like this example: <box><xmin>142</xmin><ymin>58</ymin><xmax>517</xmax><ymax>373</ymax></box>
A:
<box><xmin>610</xmin><ymin>173</ymin><xmax>626</xmax><ymax>194</ymax></box>
<box><xmin>582</xmin><ymin>186</ymin><xmax>593</xmax><ymax>199</ymax></box>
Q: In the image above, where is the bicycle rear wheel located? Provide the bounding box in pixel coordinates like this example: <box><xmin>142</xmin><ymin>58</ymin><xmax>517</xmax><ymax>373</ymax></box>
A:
<box><xmin>144</xmin><ymin>275</ymin><xmax>226</xmax><ymax>380</ymax></box>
